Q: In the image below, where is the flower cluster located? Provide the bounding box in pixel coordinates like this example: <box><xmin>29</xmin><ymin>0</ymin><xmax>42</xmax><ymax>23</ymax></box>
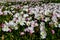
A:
<box><xmin>0</xmin><ymin>3</ymin><xmax>60</xmax><ymax>39</ymax></box>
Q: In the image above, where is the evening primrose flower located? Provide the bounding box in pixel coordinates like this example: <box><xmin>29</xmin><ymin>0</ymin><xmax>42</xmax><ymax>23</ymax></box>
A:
<box><xmin>34</xmin><ymin>14</ymin><xmax>40</xmax><ymax>19</ymax></box>
<box><xmin>20</xmin><ymin>11</ymin><xmax>24</xmax><ymax>14</ymax></box>
<box><xmin>58</xmin><ymin>24</ymin><xmax>60</xmax><ymax>28</ymax></box>
<box><xmin>23</xmin><ymin>8</ymin><xmax>28</xmax><ymax>12</ymax></box>
<box><xmin>23</xmin><ymin>5</ymin><xmax>28</xmax><ymax>8</ymax></box>
<box><xmin>11</xmin><ymin>8</ymin><xmax>14</xmax><ymax>10</ymax></box>
<box><xmin>34</xmin><ymin>23</ymin><xmax>38</xmax><ymax>27</ymax></box>
<box><xmin>40</xmin><ymin>31</ymin><xmax>47</xmax><ymax>39</ymax></box>
<box><xmin>26</xmin><ymin>21</ymin><xmax>30</xmax><ymax>26</ymax></box>
<box><xmin>28</xmin><ymin>17</ymin><xmax>32</xmax><ymax>21</ymax></box>
<box><xmin>54</xmin><ymin>22</ymin><xmax>58</xmax><ymax>27</ymax></box>
<box><xmin>24</xmin><ymin>27</ymin><xmax>34</xmax><ymax>34</ymax></box>
<box><xmin>2</xmin><ymin>24</ymin><xmax>10</xmax><ymax>32</ymax></box>
<box><xmin>24</xmin><ymin>28</ymin><xmax>29</xmax><ymax>32</ymax></box>
<box><xmin>14</xmin><ymin>26</ymin><xmax>18</xmax><ymax>30</ymax></box>
<box><xmin>28</xmin><ymin>27</ymin><xmax>34</xmax><ymax>34</ymax></box>
<box><xmin>20</xmin><ymin>21</ymin><xmax>25</xmax><ymax>26</ymax></box>
<box><xmin>56</xmin><ymin>13</ymin><xmax>60</xmax><ymax>18</ymax></box>
<box><xmin>13</xmin><ymin>13</ymin><xmax>20</xmax><ymax>18</ymax></box>
<box><xmin>40</xmin><ymin>22</ymin><xmax>47</xmax><ymax>39</ymax></box>
<box><xmin>3</xmin><ymin>11</ymin><xmax>8</xmax><ymax>15</ymax></box>
<box><xmin>40</xmin><ymin>26</ymin><xmax>45</xmax><ymax>31</ymax></box>
<box><xmin>52</xmin><ymin>15</ymin><xmax>57</xmax><ymax>23</ymax></box>
<box><xmin>44</xmin><ymin>10</ymin><xmax>50</xmax><ymax>16</ymax></box>
<box><xmin>45</xmin><ymin>17</ymin><xmax>50</xmax><ymax>22</ymax></box>
<box><xmin>23</xmin><ymin>14</ymin><xmax>29</xmax><ymax>18</ymax></box>
<box><xmin>8</xmin><ymin>11</ymin><xmax>13</xmax><ymax>15</ymax></box>
<box><xmin>8</xmin><ymin>21</ymin><xmax>17</xmax><ymax>26</ymax></box>
<box><xmin>12</xmin><ymin>11</ymin><xmax>15</xmax><ymax>13</ymax></box>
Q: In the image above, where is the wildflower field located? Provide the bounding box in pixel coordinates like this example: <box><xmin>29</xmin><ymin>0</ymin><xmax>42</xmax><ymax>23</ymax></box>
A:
<box><xmin>0</xmin><ymin>1</ymin><xmax>60</xmax><ymax>40</ymax></box>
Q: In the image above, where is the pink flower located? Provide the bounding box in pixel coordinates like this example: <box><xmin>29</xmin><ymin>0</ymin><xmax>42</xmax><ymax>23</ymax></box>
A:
<box><xmin>20</xmin><ymin>32</ymin><xmax>25</xmax><ymax>35</ymax></box>
<box><xmin>51</xmin><ymin>30</ymin><xmax>55</xmax><ymax>34</ymax></box>
<box><xmin>8</xmin><ymin>29</ymin><xmax>12</xmax><ymax>32</ymax></box>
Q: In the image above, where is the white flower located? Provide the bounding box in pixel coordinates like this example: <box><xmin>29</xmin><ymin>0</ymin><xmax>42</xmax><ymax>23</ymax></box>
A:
<box><xmin>24</xmin><ymin>28</ymin><xmax>29</xmax><ymax>32</ymax></box>
<box><xmin>52</xmin><ymin>15</ymin><xmax>57</xmax><ymax>23</ymax></box>
<box><xmin>58</xmin><ymin>24</ymin><xmax>60</xmax><ymax>28</ymax></box>
<box><xmin>13</xmin><ymin>13</ymin><xmax>20</xmax><ymax>18</ymax></box>
<box><xmin>23</xmin><ymin>14</ymin><xmax>29</xmax><ymax>18</ymax></box>
<box><xmin>23</xmin><ymin>5</ymin><xmax>28</xmax><ymax>8</ymax></box>
<box><xmin>40</xmin><ymin>22</ymin><xmax>45</xmax><ymax>26</ymax></box>
<box><xmin>35</xmin><ymin>23</ymin><xmax>38</xmax><ymax>27</ymax></box>
<box><xmin>34</xmin><ymin>14</ymin><xmax>40</xmax><ymax>18</ymax></box>
<box><xmin>26</xmin><ymin>21</ymin><xmax>30</xmax><ymax>26</ymax></box>
<box><xmin>3</xmin><ymin>11</ymin><xmax>8</xmax><ymax>15</ymax></box>
<box><xmin>14</xmin><ymin>26</ymin><xmax>18</xmax><ymax>30</ymax></box>
<box><xmin>28</xmin><ymin>27</ymin><xmax>34</xmax><ymax>33</ymax></box>
<box><xmin>28</xmin><ymin>27</ymin><xmax>34</xmax><ymax>31</ymax></box>
<box><xmin>40</xmin><ymin>26</ymin><xmax>45</xmax><ymax>31</ymax></box>
<box><xmin>11</xmin><ymin>8</ymin><xmax>14</xmax><ymax>10</ymax></box>
<box><xmin>56</xmin><ymin>13</ymin><xmax>60</xmax><ymax>18</ymax></box>
<box><xmin>20</xmin><ymin>22</ymin><xmax>25</xmax><ymax>25</ymax></box>
<box><xmin>5</xmin><ymin>21</ymin><xmax>9</xmax><ymax>26</ymax></box>
<box><xmin>54</xmin><ymin>23</ymin><xmax>58</xmax><ymax>27</ymax></box>
<box><xmin>11</xmin><ymin>6</ymin><xmax>16</xmax><ymax>8</ymax></box>
<box><xmin>8</xmin><ymin>21</ymin><xmax>16</xmax><ymax>26</ymax></box>
<box><xmin>8</xmin><ymin>11</ymin><xmax>12</xmax><ymax>15</ymax></box>
<box><xmin>12</xmin><ymin>11</ymin><xmax>15</xmax><ymax>13</ymax></box>
<box><xmin>28</xmin><ymin>17</ymin><xmax>32</xmax><ymax>21</ymax></box>
<box><xmin>39</xmin><ymin>10</ymin><xmax>44</xmax><ymax>13</ymax></box>
<box><xmin>2</xmin><ymin>24</ymin><xmax>10</xmax><ymax>32</ymax></box>
<box><xmin>20</xmin><ymin>11</ymin><xmax>24</xmax><ymax>14</ymax></box>
<box><xmin>44</xmin><ymin>10</ymin><xmax>50</xmax><ymax>15</ymax></box>
<box><xmin>23</xmin><ymin>8</ymin><xmax>28</xmax><ymax>12</ymax></box>
<box><xmin>40</xmin><ymin>31</ymin><xmax>47</xmax><ymax>39</ymax></box>
<box><xmin>45</xmin><ymin>17</ymin><xmax>50</xmax><ymax>22</ymax></box>
<box><xmin>40</xmin><ymin>22</ymin><xmax>47</xmax><ymax>39</ymax></box>
<box><xmin>24</xmin><ymin>27</ymin><xmax>34</xmax><ymax>33</ymax></box>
